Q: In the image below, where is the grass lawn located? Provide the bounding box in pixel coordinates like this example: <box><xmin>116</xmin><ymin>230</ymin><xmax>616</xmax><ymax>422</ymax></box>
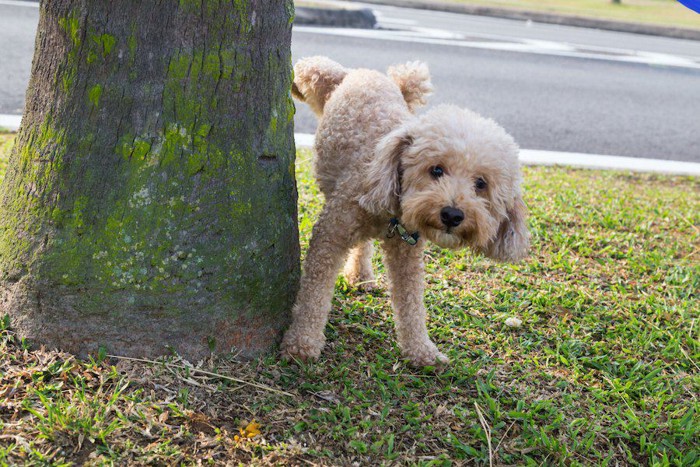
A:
<box><xmin>441</xmin><ymin>0</ymin><xmax>700</xmax><ymax>30</ymax></box>
<box><xmin>1</xmin><ymin>134</ymin><xmax>698</xmax><ymax>465</ymax></box>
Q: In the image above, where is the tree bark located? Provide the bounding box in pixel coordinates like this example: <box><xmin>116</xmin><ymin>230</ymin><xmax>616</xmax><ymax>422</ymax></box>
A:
<box><xmin>0</xmin><ymin>0</ymin><xmax>299</xmax><ymax>359</ymax></box>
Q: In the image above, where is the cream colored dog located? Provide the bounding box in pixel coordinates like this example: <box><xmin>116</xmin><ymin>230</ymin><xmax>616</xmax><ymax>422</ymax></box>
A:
<box><xmin>281</xmin><ymin>56</ymin><xmax>529</xmax><ymax>367</ymax></box>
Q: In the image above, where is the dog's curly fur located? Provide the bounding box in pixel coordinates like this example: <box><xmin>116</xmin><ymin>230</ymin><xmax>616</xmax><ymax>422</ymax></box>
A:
<box><xmin>282</xmin><ymin>56</ymin><xmax>530</xmax><ymax>366</ymax></box>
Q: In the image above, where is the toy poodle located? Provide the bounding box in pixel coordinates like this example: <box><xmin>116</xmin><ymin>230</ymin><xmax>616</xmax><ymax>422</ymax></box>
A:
<box><xmin>281</xmin><ymin>56</ymin><xmax>529</xmax><ymax>366</ymax></box>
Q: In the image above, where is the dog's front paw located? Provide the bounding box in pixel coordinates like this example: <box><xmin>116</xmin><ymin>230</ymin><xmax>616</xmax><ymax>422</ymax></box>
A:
<box><xmin>280</xmin><ymin>330</ymin><xmax>325</xmax><ymax>362</ymax></box>
<box><xmin>401</xmin><ymin>341</ymin><xmax>450</xmax><ymax>367</ymax></box>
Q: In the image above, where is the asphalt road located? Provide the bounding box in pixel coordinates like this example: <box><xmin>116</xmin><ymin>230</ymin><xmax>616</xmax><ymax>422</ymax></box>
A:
<box><xmin>2</xmin><ymin>1</ymin><xmax>699</xmax><ymax>161</ymax></box>
<box><xmin>292</xmin><ymin>28</ymin><xmax>700</xmax><ymax>162</ymax></box>
<box><xmin>0</xmin><ymin>1</ymin><xmax>37</xmax><ymax>115</ymax></box>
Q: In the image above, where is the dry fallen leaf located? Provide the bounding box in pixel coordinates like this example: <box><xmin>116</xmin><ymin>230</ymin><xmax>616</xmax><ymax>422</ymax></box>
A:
<box><xmin>234</xmin><ymin>419</ymin><xmax>261</xmax><ymax>442</ymax></box>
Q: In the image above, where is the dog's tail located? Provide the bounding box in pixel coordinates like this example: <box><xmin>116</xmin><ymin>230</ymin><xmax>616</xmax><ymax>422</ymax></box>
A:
<box><xmin>292</xmin><ymin>56</ymin><xmax>348</xmax><ymax>117</ymax></box>
<box><xmin>387</xmin><ymin>61</ymin><xmax>433</xmax><ymax>113</ymax></box>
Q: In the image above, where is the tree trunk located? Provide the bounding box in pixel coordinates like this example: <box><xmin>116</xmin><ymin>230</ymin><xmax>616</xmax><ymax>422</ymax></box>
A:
<box><xmin>0</xmin><ymin>0</ymin><xmax>299</xmax><ymax>360</ymax></box>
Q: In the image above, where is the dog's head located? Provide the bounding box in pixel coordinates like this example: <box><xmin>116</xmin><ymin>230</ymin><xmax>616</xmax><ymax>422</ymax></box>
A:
<box><xmin>359</xmin><ymin>105</ymin><xmax>529</xmax><ymax>262</ymax></box>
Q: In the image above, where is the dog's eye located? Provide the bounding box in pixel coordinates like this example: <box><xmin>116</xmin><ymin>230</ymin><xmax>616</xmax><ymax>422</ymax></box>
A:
<box><xmin>430</xmin><ymin>166</ymin><xmax>445</xmax><ymax>178</ymax></box>
<box><xmin>475</xmin><ymin>177</ymin><xmax>487</xmax><ymax>191</ymax></box>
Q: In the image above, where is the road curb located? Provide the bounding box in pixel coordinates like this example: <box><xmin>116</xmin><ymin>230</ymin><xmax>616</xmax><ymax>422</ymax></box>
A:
<box><xmin>0</xmin><ymin>114</ymin><xmax>21</xmax><ymax>132</ymax></box>
<box><xmin>296</xmin><ymin>2</ymin><xmax>377</xmax><ymax>28</ymax></box>
<box><xmin>346</xmin><ymin>0</ymin><xmax>700</xmax><ymax>41</ymax></box>
<box><xmin>293</xmin><ymin>133</ymin><xmax>700</xmax><ymax>176</ymax></box>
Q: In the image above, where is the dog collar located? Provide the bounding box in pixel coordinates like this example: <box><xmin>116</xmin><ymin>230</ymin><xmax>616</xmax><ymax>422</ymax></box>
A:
<box><xmin>387</xmin><ymin>218</ymin><xmax>420</xmax><ymax>246</ymax></box>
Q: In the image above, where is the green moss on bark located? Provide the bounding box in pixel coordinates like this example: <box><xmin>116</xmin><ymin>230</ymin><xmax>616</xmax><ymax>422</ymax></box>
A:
<box><xmin>88</xmin><ymin>84</ymin><xmax>103</xmax><ymax>108</ymax></box>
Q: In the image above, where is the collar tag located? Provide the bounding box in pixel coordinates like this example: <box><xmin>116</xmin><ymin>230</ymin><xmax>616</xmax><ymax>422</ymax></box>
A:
<box><xmin>387</xmin><ymin>218</ymin><xmax>420</xmax><ymax>246</ymax></box>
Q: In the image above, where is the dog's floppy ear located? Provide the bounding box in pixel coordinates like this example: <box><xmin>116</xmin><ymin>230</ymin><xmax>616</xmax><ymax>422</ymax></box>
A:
<box><xmin>359</xmin><ymin>129</ymin><xmax>413</xmax><ymax>216</ymax></box>
<box><xmin>483</xmin><ymin>195</ymin><xmax>530</xmax><ymax>262</ymax></box>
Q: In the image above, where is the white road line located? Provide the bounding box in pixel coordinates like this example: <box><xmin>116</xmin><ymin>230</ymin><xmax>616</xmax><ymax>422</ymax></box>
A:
<box><xmin>2</xmin><ymin>116</ymin><xmax>697</xmax><ymax>175</ymax></box>
<box><xmin>294</xmin><ymin>26</ymin><xmax>700</xmax><ymax>70</ymax></box>
<box><xmin>373</xmin><ymin>10</ymin><xmax>418</xmax><ymax>26</ymax></box>
<box><xmin>378</xmin><ymin>18</ymin><xmax>418</xmax><ymax>26</ymax></box>
<box><xmin>293</xmin><ymin>133</ymin><xmax>700</xmax><ymax>176</ymax></box>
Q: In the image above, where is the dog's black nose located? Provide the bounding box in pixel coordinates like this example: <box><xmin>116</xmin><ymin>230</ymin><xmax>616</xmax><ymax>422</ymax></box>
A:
<box><xmin>440</xmin><ymin>207</ymin><xmax>464</xmax><ymax>227</ymax></box>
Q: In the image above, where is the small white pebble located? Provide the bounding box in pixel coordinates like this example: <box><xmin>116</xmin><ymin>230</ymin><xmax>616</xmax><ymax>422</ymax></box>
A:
<box><xmin>505</xmin><ymin>317</ymin><xmax>522</xmax><ymax>328</ymax></box>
